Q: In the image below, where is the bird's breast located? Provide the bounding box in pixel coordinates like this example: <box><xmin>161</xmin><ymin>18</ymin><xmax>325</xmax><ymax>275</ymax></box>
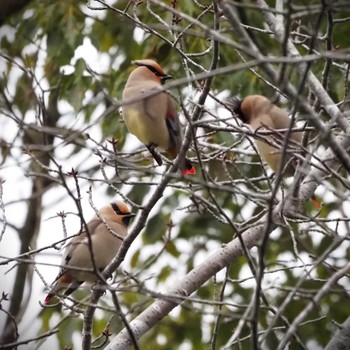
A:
<box><xmin>122</xmin><ymin>100</ymin><xmax>170</xmax><ymax>150</ymax></box>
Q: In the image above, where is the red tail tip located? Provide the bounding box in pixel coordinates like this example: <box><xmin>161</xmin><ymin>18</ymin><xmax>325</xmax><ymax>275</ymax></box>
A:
<box><xmin>311</xmin><ymin>196</ymin><xmax>320</xmax><ymax>208</ymax></box>
<box><xmin>44</xmin><ymin>295</ymin><xmax>52</xmax><ymax>304</ymax></box>
<box><xmin>181</xmin><ymin>167</ymin><xmax>196</xmax><ymax>176</ymax></box>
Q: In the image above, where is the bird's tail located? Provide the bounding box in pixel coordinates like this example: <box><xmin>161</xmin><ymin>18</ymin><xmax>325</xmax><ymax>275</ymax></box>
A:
<box><xmin>44</xmin><ymin>274</ymin><xmax>76</xmax><ymax>304</ymax></box>
<box><xmin>311</xmin><ymin>195</ymin><xmax>320</xmax><ymax>208</ymax></box>
<box><xmin>168</xmin><ymin>147</ymin><xmax>196</xmax><ymax>176</ymax></box>
<box><xmin>180</xmin><ymin>158</ymin><xmax>196</xmax><ymax>176</ymax></box>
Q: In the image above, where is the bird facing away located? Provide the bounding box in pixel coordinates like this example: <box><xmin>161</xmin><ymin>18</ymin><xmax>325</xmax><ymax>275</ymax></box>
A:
<box><xmin>122</xmin><ymin>59</ymin><xmax>196</xmax><ymax>176</ymax></box>
<box><xmin>44</xmin><ymin>201</ymin><xmax>135</xmax><ymax>303</ymax></box>
<box><xmin>226</xmin><ymin>95</ymin><xmax>319</xmax><ymax>207</ymax></box>
<box><xmin>225</xmin><ymin>94</ymin><xmax>304</xmax><ymax>176</ymax></box>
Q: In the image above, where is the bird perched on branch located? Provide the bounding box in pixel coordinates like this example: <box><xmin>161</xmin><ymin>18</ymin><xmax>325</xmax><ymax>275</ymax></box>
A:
<box><xmin>122</xmin><ymin>59</ymin><xmax>196</xmax><ymax>176</ymax></box>
<box><xmin>44</xmin><ymin>201</ymin><xmax>135</xmax><ymax>303</ymax></box>
<box><xmin>225</xmin><ymin>94</ymin><xmax>318</xmax><ymax>207</ymax></box>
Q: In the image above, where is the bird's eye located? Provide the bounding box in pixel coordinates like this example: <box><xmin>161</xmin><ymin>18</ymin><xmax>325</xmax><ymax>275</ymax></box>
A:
<box><xmin>111</xmin><ymin>203</ymin><xmax>123</xmax><ymax>215</ymax></box>
<box><xmin>111</xmin><ymin>202</ymin><xmax>132</xmax><ymax>217</ymax></box>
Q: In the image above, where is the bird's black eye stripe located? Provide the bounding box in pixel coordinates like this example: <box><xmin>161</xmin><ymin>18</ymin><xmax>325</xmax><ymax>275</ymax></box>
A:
<box><xmin>134</xmin><ymin>61</ymin><xmax>167</xmax><ymax>77</ymax></box>
<box><xmin>146</xmin><ymin>64</ymin><xmax>167</xmax><ymax>77</ymax></box>
<box><xmin>111</xmin><ymin>203</ymin><xmax>127</xmax><ymax>215</ymax></box>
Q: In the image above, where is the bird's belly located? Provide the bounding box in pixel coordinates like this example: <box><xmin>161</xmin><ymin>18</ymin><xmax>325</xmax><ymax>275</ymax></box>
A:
<box><xmin>256</xmin><ymin>140</ymin><xmax>281</xmax><ymax>173</ymax></box>
<box><xmin>66</xmin><ymin>240</ymin><xmax>121</xmax><ymax>282</ymax></box>
<box><xmin>256</xmin><ymin>139</ymin><xmax>298</xmax><ymax>177</ymax></box>
<box><xmin>123</xmin><ymin>105</ymin><xmax>170</xmax><ymax>149</ymax></box>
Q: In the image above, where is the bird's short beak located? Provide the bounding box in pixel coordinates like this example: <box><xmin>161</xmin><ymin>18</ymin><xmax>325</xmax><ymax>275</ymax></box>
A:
<box><xmin>161</xmin><ymin>75</ymin><xmax>172</xmax><ymax>82</ymax></box>
<box><xmin>123</xmin><ymin>212</ymin><xmax>136</xmax><ymax>226</ymax></box>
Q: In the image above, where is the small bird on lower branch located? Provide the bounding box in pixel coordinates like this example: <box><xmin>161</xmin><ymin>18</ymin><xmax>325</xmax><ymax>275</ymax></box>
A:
<box><xmin>44</xmin><ymin>201</ymin><xmax>135</xmax><ymax>303</ymax></box>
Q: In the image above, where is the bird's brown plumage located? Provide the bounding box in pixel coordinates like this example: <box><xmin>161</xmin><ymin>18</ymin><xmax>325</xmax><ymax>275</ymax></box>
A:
<box><xmin>122</xmin><ymin>59</ymin><xmax>196</xmax><ymax>175</ymax></box>
<box><xmin>44</xmin><ymin>201</ymin><xmax>135</xmax><ymax>303</ymax></box>
<box><xmin>226</xmin><ymin>95</ymin><xmax>303</xmax><ymax>175</ymax></box>
<box><xmin>226</xmin><ymin>95</ymin><xmax>319</xmax><ymax>207</ymax></box>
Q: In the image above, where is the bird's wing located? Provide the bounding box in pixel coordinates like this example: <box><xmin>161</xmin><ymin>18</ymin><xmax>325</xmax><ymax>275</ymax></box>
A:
<box><xmin>165</xmin><ymin>95</ymin><xmax>181</xmax><ymax>151</ymax></box>
<box><xmin>51</xmin><ymin>218</ymin><xmax>102</xmax><ymax>284</ymax></box>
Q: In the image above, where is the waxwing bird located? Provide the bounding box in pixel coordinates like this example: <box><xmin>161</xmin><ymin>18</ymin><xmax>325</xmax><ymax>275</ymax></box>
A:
<box><xmin>226</xmin><ymin>94</ymin><xmax>319</xmax><ymax>207</ymax></box>
<box><xmin>44</xmin><ymin>201</ymin><xmax>135</xmax><ymax>303</ymax></box>
<box><xmin>226</xmin><ymin>94</ymin><xmax>303</xmax><ymax>175</ymax></box>
<box><xmin>122</xmin><ymin>59</ymin><xmax>196</xmax><ymax>176</ymax></box>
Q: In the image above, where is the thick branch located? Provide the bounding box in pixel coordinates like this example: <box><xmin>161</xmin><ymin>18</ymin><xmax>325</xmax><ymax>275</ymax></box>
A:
<box><xmin>105</xmin><ymin>221</ymin><xmax>266</xmax><ymax>350</ymax></box>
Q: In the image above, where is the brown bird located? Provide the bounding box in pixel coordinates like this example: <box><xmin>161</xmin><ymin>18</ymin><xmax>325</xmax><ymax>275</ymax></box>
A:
<box><xmin>226</xmin><ymin>94</ymin><xmax>318</xmax><ymax>207</ymax></box>
<box><xmin>44</xmin><ymin>201</ymin><xmax>135</xmax><ymax>303</ymax></box>
<box><xmin>122</xmin><ymin>59</ymin><xmax>196</xmax><ymax>176</ymax></box>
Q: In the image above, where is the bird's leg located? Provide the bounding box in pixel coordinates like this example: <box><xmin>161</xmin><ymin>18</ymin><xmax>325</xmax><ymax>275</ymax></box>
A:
<box><xmin>92</xmin><ymin>276</ymin><xmax>109</xmax><ymax>295</ymax></box>
<box><xmin>147</xmin><ymin>143</ymin><xmax>163</xmax><ymax>166</ymax></box>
